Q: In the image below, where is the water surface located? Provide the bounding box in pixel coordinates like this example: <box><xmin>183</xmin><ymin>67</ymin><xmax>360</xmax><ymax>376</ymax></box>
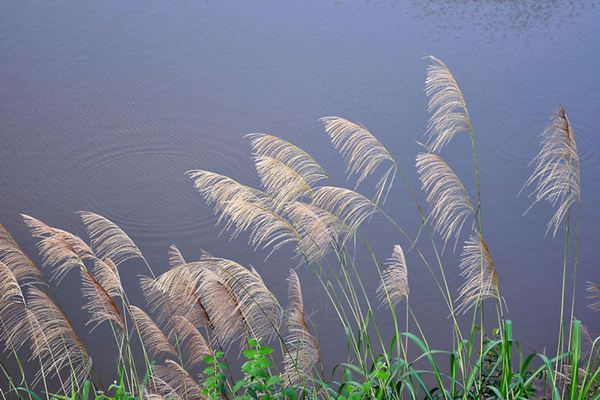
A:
<box><xmin>1</xmin><ymin>0</ymin><xmax>599</xmax><ymax>387</ymax></box>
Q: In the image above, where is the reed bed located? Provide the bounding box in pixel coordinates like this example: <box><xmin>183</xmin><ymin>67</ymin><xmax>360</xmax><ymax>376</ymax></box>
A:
<box><xmin>1</xmin><ymin>57</ymin><xmax>598</xmax><ymax>400</ymax></box>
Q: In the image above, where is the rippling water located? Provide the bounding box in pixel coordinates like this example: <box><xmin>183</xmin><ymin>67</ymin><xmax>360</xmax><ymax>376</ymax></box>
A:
<box><xmin>1</xmin><ymin>0</ymin><xmax>599</xmax><ymax>387</ymax></box>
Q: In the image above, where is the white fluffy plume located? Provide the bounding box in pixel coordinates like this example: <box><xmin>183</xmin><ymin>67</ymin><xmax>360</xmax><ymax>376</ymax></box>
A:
<box><xmin>522</xmin><ymin>106</ymin><xmax>580</xmax><ymax>237</ymax></box>
<box><xmin>377</xmin><ymin>245</ymin><xmax>409</xmax><ymax>306</ymax></box>
<box><xmin>425</xmin><ymin>56</ymin><xmax>472</xmax><ymax>152</ymax></box>
<box><xmin>282</xmin><ymin>270</ymin><xmax>320</xmax><ymax>385</ymax></box>
<box><xmin>456</xmin><ymin>234</ymin><xmax>501</xmax><ymax>314</ymax></box>
<box><xmin>321</xmin><ymin>117</ymin><xmax>396</xmax><ymax>204</ymax></box>
<box><xmin>311</xmin><ymin>186</ymin><xmax>377</xmax><ymax>235</ymax></box>
<box><xmin>416</xmin><ymin>153</ymin><xmax>474</xmax><ymax>246</ymax></box>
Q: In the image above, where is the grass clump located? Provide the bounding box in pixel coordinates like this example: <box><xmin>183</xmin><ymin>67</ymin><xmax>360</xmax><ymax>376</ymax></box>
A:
<box><xmin>1</xmin><ymin>56</ymin><xmax>599</xmax><ymax>400</ymax></box>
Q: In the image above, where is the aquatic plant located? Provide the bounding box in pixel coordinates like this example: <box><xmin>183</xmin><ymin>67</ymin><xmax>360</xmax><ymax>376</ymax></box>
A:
<box><xmin>0</xmin><ymin>57</ymin><xmax>597</xmax><ymax>400</ymax></box>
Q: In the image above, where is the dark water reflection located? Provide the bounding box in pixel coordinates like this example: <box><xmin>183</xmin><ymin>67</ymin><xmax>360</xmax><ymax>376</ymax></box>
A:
<box><xmin>1</xmin><ymin>0</ymin><xmax>599</xmax><ymax>389</ymax></box>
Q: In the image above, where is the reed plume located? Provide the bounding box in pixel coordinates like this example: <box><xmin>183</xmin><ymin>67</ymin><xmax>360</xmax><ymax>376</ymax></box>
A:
<box><xmin>424</xmin><ymin>56</ymin><xmax>472</xmax><ymax>153</ymax></box>
<box><xmin>22</xmin><ymin>214</ymin><xmax>94</xmax><ymax>282</ymax></box>
<box><xmin>92</xmin><ymin>258</ymin><xmax>123</xmax><ymax>299</ymax></box>
<box><xmin>286</xmin><ymin>201</ymin><xmax>349</xmax><ymax>263</ymax></box>
<box><xmin>80</xmin><ymin>269</ymin><xmax>124</xmax><ymax>331</ymax></box>
<box><xmin>522</xmin><ymin>106</ymin><xmax>580</xmax><ymax>236</ymax></box>
<box><xmin>0</xmin><ymin>224</ymin><xmax>44</xmax><ymax>286</ymax></box>
<box><xmin>311</xmin><ymin>186</ymin><xmax>377</xmax><ymax>234</ymax></box>
<box><xmin>282</xmin><ymin>270</ymin><xmax>320</xmax><ymax>385</ymax></box>
<box><xmin>321</xmin><ymin>116</ymin><xmax>396</xmax><ymax>204</ymax></box>
<box><xmin>221</xmin><ymin>196</ymin><xmax>299</xmax><ymax>252</ymax></box>
<box><xmin>247</xmin><ymin>133</ymin><xmax>326</xmax><ymax>182</ymax></box>
<box><xmin>416</xmin><ymin>153</ymin><xmax>474</xmax><ymax>246</ymax></box>
<box><xmin>79</xmin><ymin>212</ymin><xmax>143</xmax><ymax>266</ymax></box>
<box><xmin>141</xmin><ymin>274</ymin><xmax>209</xmax><ymax>334</ymax></box>
<box><xmin>0</xmin><ymin>261</ymin><xmax>30</xmax><ymax>350</ymax></box>
<box><xmin>253</xmin><ymin>155</ymin><xmax>316</xmax><ymax>209</ymax></box>
<box><xmin>171</xmin><ymin>316</ymin><xmax>212</xmax><ymax>368</ymax></box>
<box><xmin>456</xmin><ymin>234</ymin><xmax>501</xmax><ymax>314</ymax></box>
<box><xmin>168</xmin><ymin>244</ymin><xmax>186</xmax><ymax>268</ymax></box>
<box><xmin>377</xmin><ymin>245</ymin><xmax>409</xmax><ymax>306</ymax></box>
<box><xmin>187</xmin><ymin>170</ymin><xmax>298</xmax><ymax>252</ymax></box>
<box><xmin>152</xmin><ymin>360</ymin><xmax>203</xmax><ymax>399</ymax></box>
<box><xmin>248</xmin><ymin>133</ymin><xmax>326</xmax><ymax>208</ymax></box>
<box><xmin>129</xmin><ymin>305</ymin><xmax>177</xmax><ymax>359</ymax></box>
<box><xmin>587</xmin><ymin>282</ymin><xmax>600</xmax><ymax>312</ymax></box>
<box><xmin>205</xmin><ymin>256</ymin><xmax>282</xmax><ymax>340</ymax></box>
<box><xmin>198</xmin><ymin>269</ymin><xmax>247</xmax><ymax>346</ymax></box>
<box><xmin>27</xmin><ymin>287</ymin><xmax>92</xmax><ymax>390</ymax></box>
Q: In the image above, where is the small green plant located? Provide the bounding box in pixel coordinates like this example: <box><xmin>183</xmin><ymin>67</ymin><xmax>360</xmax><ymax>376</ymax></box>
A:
<box><xmin>202</xmin><ymin>351</ymin><xmax>229</xmax><ymax>400</ymax></box>
<box><xmin>232</xmin><ymin>338</ymin><xmax>296</xmax><ymax>400</ymax></box>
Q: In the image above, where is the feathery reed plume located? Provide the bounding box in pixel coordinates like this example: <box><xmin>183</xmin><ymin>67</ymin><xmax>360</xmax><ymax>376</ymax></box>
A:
<box><xmin>141</xmin><ymin>272</ymin><xmax>210</xmax><ymax>333</ymax></box>
<box><xmin>248</xmin><ymin>133</ymin><xmax>326</xmax><ymax>207</ymax></box>
<box><xmin>205</xmin><ymin>256</ymin><xmax>282</xmax><ymax>340</ymax></box>
<box><xmin>187</xmin><ymin>170</ymin><xmax>298</xmax><ymax>252</ymax></box>
<box><xmin>377</xmin><ymin>245</ymin><xmax>409</xmax><ymax>306</ymax></box>
<box><xmin>186</xmin><ymin>169</ymin><xmax>264</xmax><ymax>218</ymax></box>
<box><xmin>168</xmin><ymin>244</ymin><xmax>186</xmax><ymax>268</ymax></box>
<box><xmin>0</xmin><ymin>224</ymin><xmax>44</xmax><ymax>286</ymax></box>
<box><xmin>0</xmin><ymin>261</ymin><xmax>30</xmax><ymax>350</ymax></box>
<box><xmin>27</xmin><ymin>287</ymin><xmax>92</xmax><ymax>390</ymax></box>
<box><xmin>152</xmin><ymin>360</ymin><xmax>203</xmax><ymax>399</ymax></box>
<box><xmin>172</xmin><ymin>316</ymin><xmax>212</xmax><ymax>368</ymax></box>
<box><xmin>522</xmin><ymin>106</ymin><xmax>580</xmax><ymax>236</ymax></box>
<box><xmin>311</xmin><ymin>186</ymin><xmax>377</xmax><ymax>234</ymax></box>
<box><xmin>425</xmin><ymin>56</ymin><xmax>472</xmax><ymax>153</ymax></box>
<box><xmin>92</xmin><ymin>258</ymin><xmax>123</xmax><ymax>299</ymax></box>
<box><xmin>253</xmin><ymin>155</ymin><xmax>316</xmax><ymax>209</ymax></box>
<box><xmin>222</xmin><ymin>196</ymin><xmax>299</xmax><ymax>252</ymax></box>
<box><xmin>586</xmin><ymin>282</ymin><xmax>600</xmax><ymax>312</ymax></box>
<box><xmin>286</xmin><ymin>202</ymin><xmax>349</xmax><ymax>263</ymax></box>
<box><xmin>22</xmin><ymin>214</ymin><xmax>94</xmax><ymax>282</ymax></box>
<box><xmin>283</xmin><ymin>270</ymin><xmax>320</xmax><ymax>385</ymax></box>
<box><xmin>129</xmin><ymin>305</ymin><xmax>177</xmax><ymax>359</ymax></box>
<box><xmin>416</xmin><ymin>153</ymin><xmax>474</xmax><ymax>245</ymax></box>
<box><xmin>79</xmin><ymin>212</ymin><xmax>143</xmax><ymax>266</ymax></box>
<box><xmin>456</xmin><ymin>234</ymin><xmax>501</xmax><ymax>314</ymax></box>
<box><xmin>80</xmin><ymin>269</ymin><xmax>124</xmax><ymax>331</ymax></box>
<box><xmin>199</xmin><ymin>269</ymin><xmax>247</xmax><ymax>346</ymax></box>
<box><xmin>247</xmin><ymin>133</ymin><xmax>327</xmax><ymax>182</ymax></box>
<box><xmin>321</xmin><ymin>116</ymin><xmax>397</xmax><ymax>204</ymax></box>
